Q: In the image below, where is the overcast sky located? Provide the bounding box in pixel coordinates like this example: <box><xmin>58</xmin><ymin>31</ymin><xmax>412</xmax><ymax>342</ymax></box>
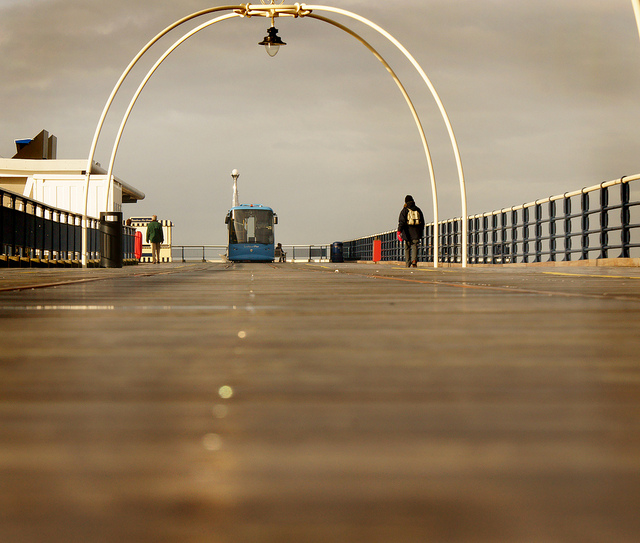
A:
<box><xmin>1</xmin><ymin>0</ymin><xmax>639</xmax><ymax>245</ymax></box>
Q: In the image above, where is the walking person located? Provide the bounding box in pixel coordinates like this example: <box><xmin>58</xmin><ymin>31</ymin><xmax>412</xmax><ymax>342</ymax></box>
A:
<box><xmin>398</xmin><ymin>195</ymin><xmax>425</xmax><ymax>268</ymax></box>
<box><xmin>146</xmin><ymin>215</ymin><xmax>164</xmax><ymax>264</ymax></box>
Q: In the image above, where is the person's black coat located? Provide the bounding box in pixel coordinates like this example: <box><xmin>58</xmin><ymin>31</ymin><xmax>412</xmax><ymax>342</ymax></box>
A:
<box><xmin>398</xmin><ymin>201</ymin><xmax>425</xmax><ymax>242</ymax></box>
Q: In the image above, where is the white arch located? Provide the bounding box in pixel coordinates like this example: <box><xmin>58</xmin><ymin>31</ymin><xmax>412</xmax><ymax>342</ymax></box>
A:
<box><xmin>81</xmin><ymin>5</ymin><xmax>240</xmax><ymax>266</ymax></box>
<box><xmin>104</xmin><ymin>11</ymin><xmax>441</xmax><ymax>266</ymax></box>
<box><xmin>83</xmin><ymin>4</ymin><xmax>467</xmax><ymax>267</ymax></box>
<box><xmin>303</xmin><ymin>5</ymin><xmax>468</xmax><ymax>264</ymax></box>
<box><xmin>307</xmin><ymin>14</ymin><xmax>439</xmax><ymax>265</ymax></box>
<box><xmin>104</xmin><ymin>13</ymin><xmax>239</xmax><ymax>205</ymax></box>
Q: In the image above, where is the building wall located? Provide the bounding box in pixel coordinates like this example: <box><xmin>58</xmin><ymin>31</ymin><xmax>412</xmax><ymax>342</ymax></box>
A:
<box><xmin>25</xmin><ymin>174</ymin><xmax>123</xmax><ymax>215</ymax></box>
<box><xmin>1</xmin><ymin>173</ymin><xmax>125</xmax><ymax>216</ymax></box>
<box><xmin>0</xmin><ymin>177</ymin><xmax>27</xmax><ymax>192</ymax></box>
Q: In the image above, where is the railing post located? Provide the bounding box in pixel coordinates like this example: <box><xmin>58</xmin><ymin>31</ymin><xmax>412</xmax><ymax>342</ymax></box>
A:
<box><xmin>563</xmin><ymin>196</ymin><xmax>572</xmax><ymax>261</ymax></box>
<box><xmin>15</xmin><ymin>195</ymin><xmax>23</xmax><ymax>258</ymax></box>
<box><xmin>451</xmin><ymin>220</ymin><xmax>456</xmax><ymax>263</ymax></box>
<box><xmin>481</xmin><ymin>215</ymin><xmax>489</xmax><ymax>263</ymax></box>
<box><xmin>581</xmin><ymin>191</ymin><xmax>589</xmax><ymax>260</ymax></box>
<box><xmin>423</xmin><ymin>224</ymin><xmax>429</xmax><ymax>263</ymax></box>
<box><xmin>452</xmin><ymin>220</ymin><xmax>456</xmax><ymax>263</ymax></box>
<box><xmin>439</xmin><ymin>222</ymin><xmax>445</xmax><ymax>263</ymax></box>
<box><xmin>500</xmin><ymin>211</ymin><xmax>508</xmax><ymax>263</ymax></box>
<box><xmin>30</xmin><ymin>202</ymin><xmax>37</xmax><ymax>261</ymax></box>
<box><xmin>467</xmin><ymin>217</ymin><xmax>474</xmax><ymax>264</ymax></box>
<box><xmin>24</xmin><ymin>199</ymin><xmax>32</xmax><ymax>260</ymax></box>
<box><xmin>549</xmin><ymin>200</ymin><xmax>557</xmax><ymax>262</ymax></box>
<box><xmin>453</xmin><ymin>219</ymin><xmax>460</xmax><ymax>264</ymax></box>
<box><xmin>534</xmin><ymin>202</ymin><xmax>542</xmax><ymax>263</ymax></box>
<box><xmin>490</xmin><ymin>213</ymin><xmax>498</xmax><ymax>264</ymax></box>
<box><xmin>599</xmin><ymin>186</ymin><xmax>609</xmax><ymax>259</ymax></box>
<box><xmin>448</xmin><ymin>220</ymin><xmax>453</xmax><ymax>263</ymax></box>
<box><xmin>430</xmin><ymin>223</ymin><xmax>435</xmax><ymax>263</ymax></box>
<box><xmin>511</xmin><ymin>209</ymin><xmax>518</xmax><ymax>264</ymax></box>
<box><xmin>474</xmin><ymin>217</ymin><xmax>480</xmax><ymax>263</ymax></box>
<box><xmin>522</xmin><ymin>207</ymin><xmax>530</xmax><ymax>263</ymax></box>
<box><xmin>620</xmin><ymin>181</ymin><xmax>631</xmax><ymax>258</ymax></box>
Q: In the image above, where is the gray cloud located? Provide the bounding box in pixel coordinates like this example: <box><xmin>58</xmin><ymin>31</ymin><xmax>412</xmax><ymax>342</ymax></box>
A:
<box><xmin>1</xmin><ymin>0</ymin><xmax>639</xmax><ymax>244</ymax></box>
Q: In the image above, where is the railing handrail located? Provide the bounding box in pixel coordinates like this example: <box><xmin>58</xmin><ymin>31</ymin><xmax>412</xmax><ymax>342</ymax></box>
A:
<box><xmin>171</xmin><ymin>244</ymin><xmax>332</xmax><ymax>262</ymax></box>
<box><xmin>1</xmin><ymin>186</ymin><xmax>98</xmax><ymax>222</ymax></box>
<box><xmin>470</xmin><ymin>174</ymin><xmax>640</xmax><ymax>218</ymax></box>
<box><xmin>1</xmin><ymin>186</ymin><xmax>137</xmax><ymax>267</ymax></box>
<box><xmin>343</xmin><ymin>174</ymin><xmax>640</xmax><ymax>265</ymax></box>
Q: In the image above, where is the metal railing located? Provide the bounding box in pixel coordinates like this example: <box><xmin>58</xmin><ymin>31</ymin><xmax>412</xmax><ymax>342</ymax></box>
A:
<box><xmin>344</xmin><ymin>174</ymin><xmax>640</xmax><ymax>264</ymax></box>
<box><xmin>8</xmin><ymin>173</ymin><xmax>637</xmax><ymax>268</ymax></box>
<box><xmin>1</xmin><ymin>187</ymin><xmax>137</xmax><ymax>267</ymax></box>
<box><xmin>172</xmin><ymin>244</ymin><xmax>331</xmax><ymax>262</ymax></box>
<box><xmin>172</xmin><ymin>245</ymin><xmax>228</xmax><ymax>262</ymax></box>
<box><xmin>285</xmin><ymin>245</ymin><xmax>330</xmax><ymax>262</ymax></box>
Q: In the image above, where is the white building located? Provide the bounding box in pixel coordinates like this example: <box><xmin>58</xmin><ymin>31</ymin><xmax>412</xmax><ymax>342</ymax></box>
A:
<box><xmin>0</xmin><ymin>130</ymin><xmax>145</xmax><ymax>216</ymax></box>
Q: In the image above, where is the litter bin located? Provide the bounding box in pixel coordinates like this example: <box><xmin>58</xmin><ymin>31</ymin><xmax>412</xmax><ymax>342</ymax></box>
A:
<box><xmin>99</xmin><ymin>211</ymin><xmax>123</xmax><ymax>268</ymax></box>
<box><xmin>330</xmin><ymin>241</ymin><xmax>344</xmax><ymax>263</ymax></box>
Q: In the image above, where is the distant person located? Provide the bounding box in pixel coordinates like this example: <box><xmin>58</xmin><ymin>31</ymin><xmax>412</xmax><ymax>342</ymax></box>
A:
<box><xmin>146</xmin><ymin>215</ymin><xmax>164</xmax><ymax>264</ymax></box>
<box><xmin>275</xmin><ymin>243</ymin><xmax>286</xmax><ymax>262</ymax></box>
<box><xmin>398</xmin><ymin>195</ymin><xmax>425</xmax><ymax>268</ymax></box>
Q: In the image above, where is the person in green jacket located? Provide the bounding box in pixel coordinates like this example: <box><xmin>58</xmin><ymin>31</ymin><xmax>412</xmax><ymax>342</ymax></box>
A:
<box><xmin>146</xmin><ymin>215</ymin><xmax>164</xmax><ymax>264</ymax></box>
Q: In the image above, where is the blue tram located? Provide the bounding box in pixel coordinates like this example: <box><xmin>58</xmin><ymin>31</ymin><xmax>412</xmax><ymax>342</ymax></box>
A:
<box><xmin>225</xmin><ymin>204</ymin><xmax>278</xmax><ymax>262</ymax></box>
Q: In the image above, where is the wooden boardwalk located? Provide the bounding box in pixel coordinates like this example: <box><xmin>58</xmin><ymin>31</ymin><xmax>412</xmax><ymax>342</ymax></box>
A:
<box><xmin>1</xmin><ymin>262</ymin><xmax>639</xmax><ymax>543</ymax></box>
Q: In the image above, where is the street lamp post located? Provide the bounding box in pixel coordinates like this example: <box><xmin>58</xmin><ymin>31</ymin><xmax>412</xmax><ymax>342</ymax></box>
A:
<box><xmin>231</xmin><ymin>169</ymin><xmax>240</xmax><ymax>208</ymax></box>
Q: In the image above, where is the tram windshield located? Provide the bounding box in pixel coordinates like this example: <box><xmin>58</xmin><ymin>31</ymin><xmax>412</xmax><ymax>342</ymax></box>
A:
<box><xmin>229</xmin><ymin>208</ymin><xmax>274</xmax><ymax>244</ymax></box>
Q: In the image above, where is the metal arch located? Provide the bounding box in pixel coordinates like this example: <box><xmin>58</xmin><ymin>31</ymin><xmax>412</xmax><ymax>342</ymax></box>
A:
<box><xmin>83</xmin><ymin>3</ymin><xmax>467</xmax><ymax>266</ymax></box>
<box><xmin>103</xmin><ymin>10</ymin><xmax>441</xmax><ymax>267</ymax></box>
<box><xmin>104</xmin><ymin>13</ymin><xmax>239</xmax><ymax>207</ymax></box>
<box><xmin>303</xmin><ymin>14</ymin><xmax>439</xmax><ymax>266</ymax></box>
<box><xmin>81</xmin><ymin>5</ymin><xmax>241</xmax><ymax>266</ymax></box>
<box><xmin>303</xmin><ymin>5</ymin><xmax>468</xmax><ymax>266</ymax></box>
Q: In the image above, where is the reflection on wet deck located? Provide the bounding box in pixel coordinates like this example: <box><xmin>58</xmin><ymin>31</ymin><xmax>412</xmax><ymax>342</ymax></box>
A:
<box><xmin>1</xmin><ymin>262</ymin><xmax>640</xmax><ymax>543</ymax></box>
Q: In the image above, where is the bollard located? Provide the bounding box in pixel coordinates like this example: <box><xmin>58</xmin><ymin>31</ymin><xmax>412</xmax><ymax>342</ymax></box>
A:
<box><xmin>373</xmin><ymin>239</ymin><xmax>382</xmax><ymax>262</ymax></box>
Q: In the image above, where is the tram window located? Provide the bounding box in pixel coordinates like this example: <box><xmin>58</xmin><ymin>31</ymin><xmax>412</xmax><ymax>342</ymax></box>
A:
<box><xmin>247</xmin><ymin>216</ymin><xmax>256</xmax><ymax>243</ymax></box>
<box><xmin>229</xmin><ymin>209</ymin><xmax>274</xmax><ymax>244</ymax></box>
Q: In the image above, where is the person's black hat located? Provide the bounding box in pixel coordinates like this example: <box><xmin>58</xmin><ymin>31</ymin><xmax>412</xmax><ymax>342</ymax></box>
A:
<box><xmin>405</xmin><ymin>195</ymin><xmax>414</xmax><ymax>203</ymax></box>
